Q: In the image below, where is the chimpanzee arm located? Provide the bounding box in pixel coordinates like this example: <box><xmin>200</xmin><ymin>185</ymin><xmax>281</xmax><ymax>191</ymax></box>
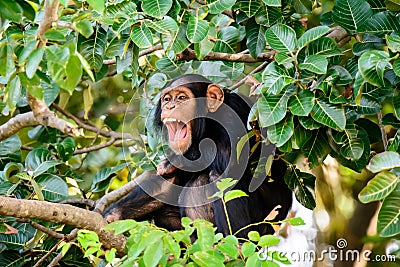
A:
<box><xmin>103</xmin><ymin>174</ymin><xmax>178</xmax><ymax>222</ymax></box>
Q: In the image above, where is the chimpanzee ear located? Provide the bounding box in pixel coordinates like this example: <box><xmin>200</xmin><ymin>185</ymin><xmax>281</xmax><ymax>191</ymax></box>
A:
<box><xmin>206</xmin><ymin>84</ymin><xmax>224</xmax><ymax>112</ymax></box>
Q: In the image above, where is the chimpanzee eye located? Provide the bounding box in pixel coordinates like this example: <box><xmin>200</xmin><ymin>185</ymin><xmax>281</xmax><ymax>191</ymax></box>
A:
<box><xmin>163</xmin><ymin>95</ymin><xmax>171</xmax><ymax>102</ymax></box>
<box><xmin>178</xmin><ymin>95</ymin><xmax>187</xmax><ymax>101</ymax></box>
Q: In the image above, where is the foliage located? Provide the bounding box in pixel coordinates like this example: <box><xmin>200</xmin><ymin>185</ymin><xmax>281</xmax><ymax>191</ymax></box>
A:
<box><xmin>0</xmin><ymin>0</ymin><xmax>399</xmax><ymax>265</ymax></box>
<box><xmin>78</xmin><ymin>179</ymin><xmax>304</xmax><ymax>267</ymax></box>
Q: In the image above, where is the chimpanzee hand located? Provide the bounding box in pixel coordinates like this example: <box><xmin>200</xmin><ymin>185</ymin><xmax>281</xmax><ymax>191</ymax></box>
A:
<box><xmin>157</xmin><ymin>159</ymin><xmax>177</xmax><ymax>176</ymax></box>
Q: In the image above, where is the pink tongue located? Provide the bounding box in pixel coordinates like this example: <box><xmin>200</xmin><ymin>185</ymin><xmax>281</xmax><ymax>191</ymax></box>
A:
<box><xmin>166</xmin><ymin>122</ymin><xmax>187</xmax><ymax>142</ymax></box>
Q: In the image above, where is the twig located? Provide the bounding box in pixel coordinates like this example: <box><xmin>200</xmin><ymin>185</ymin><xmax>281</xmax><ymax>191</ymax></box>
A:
<box><xmin>51</xmin><ymin>103</ymin><xmax>130</xmax><ymax>140</ymax></box>
<box><xmin>103</xmin><ymin>44</ymin><xmax>163</xmax><ymax>65</ymax></box>
<box><xmin>60</xmin><ymin>198</ymin><xmax>96</xmax><ymax>208</ymax></box>
<box><xmin>378</xmin><ymin>111</ymin><xmax>387</xmax><ymax>150</ymax></box>
<box><xmin>176</xmin><ymin>48</ymin><xmax>275</xmax><ymax>63</ymax></box>
<box><xmin>47</xmin><ymin>250</ymin><xmax>64</xmax><ymax>267</ymax></box>
<box><xmin>16</xmin><ymin>218</ymin><xmax>64</xmax><ymax>239</ymax></box>
<box><xmin>74</xmin><ymin>137</ymin><xmax>116</xmax><ymax>154</ymax></box>
<box><xmin>33</xmin><ymin>239</ymin><xmax>63</xmax><ymax>267</ymax></box>
<box><xmin>228</xmin><ymin>61</ymin><xmax>270</xmax><ymax>91</ymax></box>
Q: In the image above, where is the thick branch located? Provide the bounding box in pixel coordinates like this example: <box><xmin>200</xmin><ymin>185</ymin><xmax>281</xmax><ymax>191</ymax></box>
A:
<box><xmin>94</xmin><ymin>171</ymin><xmax>154</xmax><ymax>213</ymax></box>
<box><xmin>176</xmin><ymin>48</ymin><xmax>275</xmax><ymax>63</ymax></box>
<box><xmin>37</xmin><ymin>0</ymin><xmax>59</xmax><ymax>38</ymax></box>
<box><xmin>0</xmin><ymin>197</ymin><xmax>126</xmax><ymax>253</ymax></box>
<box><xmin>0</xmin><ymin>112</ymin><xmax>39</xmax><ymax>141</ymax></box>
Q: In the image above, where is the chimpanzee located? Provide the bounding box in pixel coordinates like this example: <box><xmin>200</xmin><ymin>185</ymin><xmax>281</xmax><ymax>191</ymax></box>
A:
<box><xmin>104</xmin><ymin>74</ymin><xmax>292</xmax><ymax>237</ymax></box>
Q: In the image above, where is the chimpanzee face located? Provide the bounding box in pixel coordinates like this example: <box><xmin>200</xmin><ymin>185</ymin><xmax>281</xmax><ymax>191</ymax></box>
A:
<box><xmin>160</xmin><ymin>84</ymin><xmax>224</xmax><ymax>154</ymax></box>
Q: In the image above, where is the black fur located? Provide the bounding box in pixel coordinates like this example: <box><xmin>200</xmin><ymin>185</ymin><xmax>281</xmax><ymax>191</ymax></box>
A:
<box><xmin>104</xmin><ymin>74</ymin><xmax>292</xmax><ymax>237</ymax></box>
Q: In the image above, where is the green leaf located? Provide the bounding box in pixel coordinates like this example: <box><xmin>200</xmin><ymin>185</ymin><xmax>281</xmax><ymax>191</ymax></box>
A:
<box><xmin>387</xmin><ymin>33</ymin><xmax>400</xmax><ymax>52</ymax></box>
<box><xmin>284</xmin><ymin>168</ymin><xmax>316</xmax><ymax>209</ymax></box>
<box><xmin>288</xmin><ymin>90</ymin><xmax>315</xmax><ymax>116</ymax></box>
<box><xmin>367</xmin><ymin>151</ymin><xmax>400</xmax><ymax>173</ymax></box>
<box><xmin>26</xmin><ymin>47</ymin><xmax>44</xmax><ymax>79</ymax></box>
<box><xmin>235</xmin><ymin>0</ymin><xmax>262</xmax><ymax>17</ymax></box>
<box><xmin>213</xmin><ymin>26</ymin><xmax>239</xmax><ymax>53</ymax></box>
<box><xmin>6</xmin><ymin>74</ymin><xmax>21</xmax><ymax>111</ymax></box>
<box><xmin>75</xmin><ymin>20</ymin><xmax>94</xmax><ymax>38</ymax></box>
<box><xmin>377</xmin><ymin>184</ymin><xmax>400</xmax><ymax>237</ymax></box>
<box><xmin>36</xmin><ymin>174</ymin><xmax>69</xmax><ymax>202</ymax></box>
<box><xmin>358</xmin><ymin>50</ymin><xmax>390</xmax><ymax>87</ymax></box>
<box><xmin>104</xmin><ymin>219</ymin><xmax>138</xmax><ymax>234</ymax></box>
<box><xmin>191</xmin><ymin>251</ymin><xmax>225</xmax><ymax>267</ymax></box>
<box><xmin>332</xmin><ymin>0</ymin><xmax>373</xmax><ymax>34</ymax></box>
<box><xmin>44</xmin><ymin>29</ymin><xmax>66</xmax><ymax>42</ymax></box>
<box><xmin>245</xmin><ymin>18</ymin><xmax>267</xmax><ymax>58</ymax></box>
<box><xmin>216</xmin><ymin>178</ymin><xmax>237</xmax><ymax>192</ymax></box>
<box><xmin>186</xmin><ymin>16</ymin><xmax>209</xmax><ymax>43</ymax></box>
<box><xmin>301</xmin><ymin>130</ymin><xmax>331</xmax><ymax>168</ymax></box>
<box><xmin>195</xmin><ymin>38</ymin><xmax>215</xmax><ymax>60</ymax></box>
<box><xmin>262</xmin><ymin>0</ymin><xmax>281</xmax><ymax>6</ymax></box>
<box><xmin>257</xmin><ymin>88</ymin><xmax>294</xmax><ymax>127</ymax></box>
<box><xmin>224</xmin><ymin>189</ymin><xmax>248</xmax><ymax>202</ymax></box>
<box><xmin>78</xmin><ymin>27</ymin><xmax>107</xmax><ymax>71</ymax></box>
<box><xmin>258</xmin><ymin>235</ymin><xmax>280</xmax><ymax>247</ymax></box>
<box><xmin>274</xmin><ymin>52</ymin><xmax>294</xmax><ymax>65</ymax></box>
<box><xmin>143</xmin><ymin>241</ymin><xmax>163</xmax><ymax>267</ymax></box>
<box><xmin>86</xmin><ymin>0</ymin><xmax>105</xmax><ymax>13</ymax></box>
<box><xmin>0</xmin><ymin>0</ymin><xmax>23</xmax><ymax>22</ymax></box>
<box><xmin>142</xmin><ymin>0</ymin><xmax>172</xmax><ymax>18</ymax></box>
<box><xmin>262</xmin><ymin>62</ymin><xmax>295</xmax><ymax>95</ymax></box>
<box><xmin>311</xmin><ymin>99</ymin><xmax>346</xmax><ymax>131</ymax></box>
<box><xmin>283</xmin><ymin>217</ymin><xmax>306</xmax><ymax>226</ymax></box>
<box><xmin>297</xmin><ymin>26</ymin><xmax>330</xmax><ymax>49</ymax></box>
<box><xmin>298</xmin><ymin>54</ymin><xmax>328</xmax><ymax>74</ymax></box>
<box><xmin>145</xmin><ymin>16</ymin><xmax>178</xmax><ymax>35</ymax></box>
<box><xmin>130</xmin><ymin>23</ymin><xmax>153</xmax><ymax>48</ymax></box>
<box><xmin>358</xmin><ymin>171</ymin><xmax>398</xmax><ymax>203</ymax></box>
<box><xmin>163</xmin><ymin>235</ymin><xmax>181</xmax><ymax>259</ymax></box>
<box><xmin>25</xmin><ymin>147</ymin><xmax>60</xmax><ymax>177</ymax></box>
<box><xmin>255</xmin><ymin>6</ymin><xmax>282</xmax><ymax>27</ymax></box>
<box><xmin>91</xmin><ymin>163</ymin><xmax>128</xmax><ymax>192</ymax></box>
<box><xmin>0</xmin><ymin>221</ymin><xmax>36</xmax><ymax>250</ymax></box>
<box><xmin>237</xmin><ymin>131</ymin><xmax>255</xmax><ymax>161</ymax></box>
<box><xmin>216</xmin><ymin>240</ymin><xmax>239</xmax><ymax>258</ymax></box>
<box><xmin>194</xmin><ymin>220</ymin><xmax>215</xmax><ymax>250</ymax></box>
<box><xmin>267</xmin><ymin>114</ymin><xmax>294</xmax><ymax>147</ymax></box>
<box><xmin>208</xmin><ymin>0</ymin><xmax>236</xmax><ymax>14</ymax></box>
<box><xmin>0</xmin><ymin>43</ymin><xmax>15</xmax><ymax>78</ymax></box>
<box><xmin>241</xmin><ymin>242</ymin><xmax>256</xmax><ymax>257</ymax></box>
<box><xmin>360</xmin><ymin>11</ymin><xmax>400</xmax><ymax>37</ymax></box>
<box><xmin>265</xmin><ymin>24</ymin><xmax>296</xmax><ymax>53</ymax></box>
<box><xmin>171</xmin><ymin>26</ymin><xmax>190</xmax><ymax>54</ymax></box>
<box><xmin>394</xmin><ymin>94</ymin><xmax>400</xmax><ymax>121</ymax></box>
<box><xmin>0</xmin><ymin>135</ymin><xmax>21</xmax><ymax>167</ymax></box>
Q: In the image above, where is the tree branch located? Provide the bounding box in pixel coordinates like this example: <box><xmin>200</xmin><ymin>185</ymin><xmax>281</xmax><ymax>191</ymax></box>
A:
<box><xmin>103</xmin><ymin>44</ymin><xmax>163</xmax><ymax>65</ymax></box>
<box><xmin>0</xmin><ymin>197</ymin><xmax>126</xmax><ymax>253</ymax></box>
<box><xmin>228</xmin><ymin>61</ymin><xmax>270</xmax><ymax>91</ymax></box>
<box><xmin>37</xmin><ymin>0</ymin><xmax>59</xmax><ymax>38</ymax></box>
<box><xmin>176</xmin><ymin>48</ymin><xmax>275</xmax><ymax>63</ymax></box>
<box><xmin>0</xmin><ymin>112</ymin><xmax>39</xmax><ymax>141</ymax></box>
<box><xmin>16</xmin><ymin>218</ymin><xmax>65</xmax><ymax>239</ymax></box>
<box><xmin>51</xmin><ymin>103</ymin><xmax>129</xmax><ymax>140</ymax></box>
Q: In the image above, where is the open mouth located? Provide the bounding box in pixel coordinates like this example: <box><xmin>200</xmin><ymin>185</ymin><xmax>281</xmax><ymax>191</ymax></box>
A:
<box><xmin>162</xmin><ymin>118</ymin><xmax>188</xmax><ymax>143</ymax></box>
